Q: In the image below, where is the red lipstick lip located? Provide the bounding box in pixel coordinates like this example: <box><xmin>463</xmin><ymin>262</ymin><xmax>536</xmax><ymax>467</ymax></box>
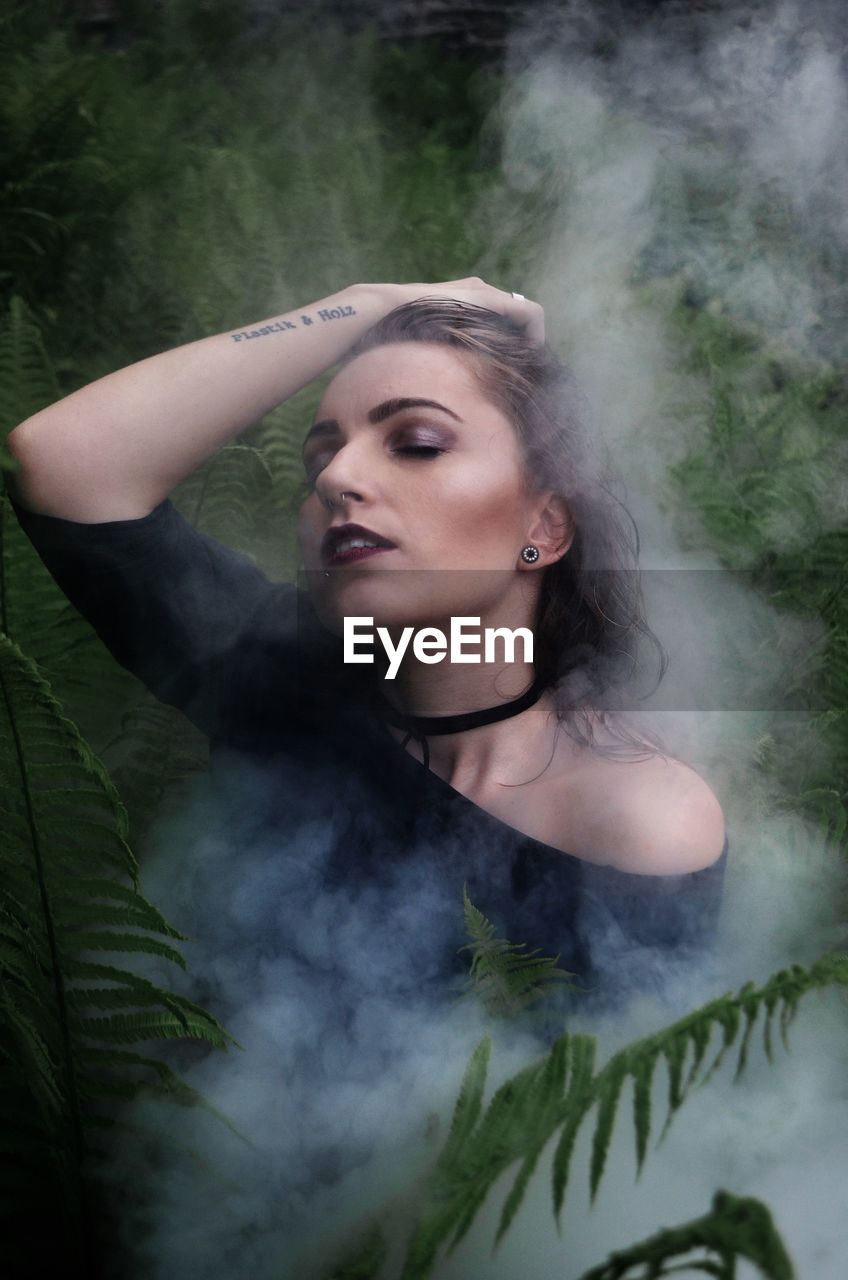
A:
<box><xmin>321</xmin><ymin>523</ymin><xmax>397</xmax><ymax>568</ymax></box>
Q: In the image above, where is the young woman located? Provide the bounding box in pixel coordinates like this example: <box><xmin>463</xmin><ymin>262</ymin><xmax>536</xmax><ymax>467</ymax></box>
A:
<box><xmin>7</xmin><ymin>278</ymin><xmax>725</xmax><ymax>1001</ymax></box>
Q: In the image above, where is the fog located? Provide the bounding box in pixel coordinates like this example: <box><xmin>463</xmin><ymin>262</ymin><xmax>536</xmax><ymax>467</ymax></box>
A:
<box><xmin>114</xmin><ymin>3</ymin><xmax>848</xmax><ymax>1278</ymax></box>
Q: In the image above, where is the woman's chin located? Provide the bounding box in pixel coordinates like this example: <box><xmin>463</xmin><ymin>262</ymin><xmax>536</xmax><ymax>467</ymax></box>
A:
<box><xmin>306</xmin><ymin>572</ymin><xmax>416</xmax><ymax>636</ymax></box>
<box><xmin>305</xmin><ymin>567</ymin><xmax>450</xmax><ymax>636</ymax></box>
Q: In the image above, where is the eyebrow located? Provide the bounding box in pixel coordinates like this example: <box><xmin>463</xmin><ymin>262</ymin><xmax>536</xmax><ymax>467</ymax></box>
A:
<box><xmin>303</xmin><ymin>397</ymin><xmax>463</xmax><ymax>450</ymax></box>
<box><xmin>367</xmin><ymin>397</ymin><xmax>462</xmax><ymax>424</ymax></box>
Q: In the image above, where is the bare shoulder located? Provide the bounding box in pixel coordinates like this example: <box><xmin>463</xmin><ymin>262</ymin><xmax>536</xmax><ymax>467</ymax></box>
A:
<box><xmin>556</xmin><ymin>747</ymin><xmax>726</xmax><ymax>876</ymax></box>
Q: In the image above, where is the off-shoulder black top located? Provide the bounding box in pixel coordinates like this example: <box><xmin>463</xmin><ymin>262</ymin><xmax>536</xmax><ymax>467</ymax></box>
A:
<box><xmin>14</xmin><ymin>499</ymin><xmax>726</xmax><ymax>1005</ymax></box>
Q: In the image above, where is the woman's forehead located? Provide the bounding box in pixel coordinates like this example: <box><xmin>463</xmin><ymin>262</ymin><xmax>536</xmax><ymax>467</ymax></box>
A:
<box><xmin>318</xmin><ymin>341</ymin><xmax>496</xmax><ymax>420</ymax></box>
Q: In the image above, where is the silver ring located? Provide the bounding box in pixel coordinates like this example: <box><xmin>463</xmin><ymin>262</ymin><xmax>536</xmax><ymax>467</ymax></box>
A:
<box><xmin>339</xmin><ymin>491</ymin><xmax>351</xmax><ymax>504</ymax></box>
<box><xmin>511</xmin><ymin>291</ymin><xmax>525</xmax><ymax>302</ymax></box>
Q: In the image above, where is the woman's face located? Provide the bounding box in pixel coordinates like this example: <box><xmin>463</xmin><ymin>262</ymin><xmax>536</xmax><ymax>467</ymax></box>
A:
<box><xmin>297</xmin><ymin>341</ymin><xmax>556</xmax><ymax>635</ymax></box>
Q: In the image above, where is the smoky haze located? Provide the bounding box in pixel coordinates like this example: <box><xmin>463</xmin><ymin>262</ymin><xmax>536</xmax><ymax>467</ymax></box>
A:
<box><xmin>110</xmin><ymin>3</ymin><xmax>848</xmax><ymax>1278</ymax></box>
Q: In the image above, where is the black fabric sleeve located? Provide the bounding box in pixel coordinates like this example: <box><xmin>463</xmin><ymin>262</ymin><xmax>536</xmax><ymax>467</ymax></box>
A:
<box><xmin>12</xmin><ymin>498</ymin><xmax>306</xmax><ymax>739</ymax></box>
<box><xmin>584</xmin><ymin>834</ymin><xmax>732</xmax><ymax>957</ymax></box>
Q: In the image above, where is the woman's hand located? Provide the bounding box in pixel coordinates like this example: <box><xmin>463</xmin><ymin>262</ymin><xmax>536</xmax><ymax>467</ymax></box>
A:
<box><xmin>375</xmin><ymin>278</ymin><xmax>545</xmax><ymax>344</ymax></box>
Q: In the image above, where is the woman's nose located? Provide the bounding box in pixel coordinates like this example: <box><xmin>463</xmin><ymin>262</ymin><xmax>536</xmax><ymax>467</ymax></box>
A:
<box><xmin>313</xmin><ymin>443</ymin><xmax>370</xmax><ymax>512</ymax></box>
<box><xmin>318</xmin><ymin>485</ymin><xmax>362</xmax><ymax>513</ymax></box>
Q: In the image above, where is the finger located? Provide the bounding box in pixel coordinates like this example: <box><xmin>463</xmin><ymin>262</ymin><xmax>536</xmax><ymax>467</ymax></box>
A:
<box><xmin>422</xmin><ymin>279</ymin><xmax>546</xmax><ymax>344</ymax></box>
<box><xmin>502</xmin><ymin>294</ymin><xmax>545</xmax><ymax>345</ymax></box>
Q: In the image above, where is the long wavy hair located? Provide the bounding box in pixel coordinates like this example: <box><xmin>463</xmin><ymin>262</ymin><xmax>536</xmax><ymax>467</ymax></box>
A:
<box><xmin>341</xmin><ymin>297</ymin><xmax>666</xmax><ymax>747</ymax></box>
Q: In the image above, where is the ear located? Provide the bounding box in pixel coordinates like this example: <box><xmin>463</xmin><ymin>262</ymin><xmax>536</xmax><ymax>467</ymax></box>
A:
<box><xmin>521</xmin><ymin>493</ymin><xmax>574</xmax><ymax>568</ymax></box>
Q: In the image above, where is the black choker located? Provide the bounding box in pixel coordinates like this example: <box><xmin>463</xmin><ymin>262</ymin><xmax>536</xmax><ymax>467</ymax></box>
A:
<box><xmin>381</xmin><ymin>677</ymin><xmax>548</xmax><ymax>738</ymax></box>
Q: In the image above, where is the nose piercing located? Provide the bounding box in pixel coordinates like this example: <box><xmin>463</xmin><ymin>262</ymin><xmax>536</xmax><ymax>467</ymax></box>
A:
<box><xmin>324</xmin><ymin>490</ymin><xmax>353</xmax><ymax>511</ymax></box>
<box><xmin>520</xmin><ymin>544</ymin><xmax>540</xmax><ymax>563</ymax></box>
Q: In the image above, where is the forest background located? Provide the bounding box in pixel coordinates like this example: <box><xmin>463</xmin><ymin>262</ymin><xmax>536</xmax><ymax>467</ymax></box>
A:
<box><xmin>3</xmin><ymin>0</ymin><xmax>848</xmax><ymax>1277</ymax></box>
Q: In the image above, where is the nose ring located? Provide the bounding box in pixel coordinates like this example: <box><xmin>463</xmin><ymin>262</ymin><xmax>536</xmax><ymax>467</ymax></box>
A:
<box><xmin>324</xmin><ymin>490</ymin><xmax>353</xmax><ymax>511</ymax></box>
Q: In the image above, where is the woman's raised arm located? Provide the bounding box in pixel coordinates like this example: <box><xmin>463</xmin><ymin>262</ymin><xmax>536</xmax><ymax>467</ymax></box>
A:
<box><xmin>6</xmin><ymin>280</ymin><xmax>542</xmax><ymax>524</ymax></box>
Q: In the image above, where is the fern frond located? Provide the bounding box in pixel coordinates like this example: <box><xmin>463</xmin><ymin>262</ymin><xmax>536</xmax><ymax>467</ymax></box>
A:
<box><xmin>2</xmin><ymin>493</ymin><xmax>139</xmax><ymax>755</ymax></box>
<box><xmin>495</xmin><ymin>1032</ymin><xmax>571</xmax><ymax>1242</ymax></box>
<box><xmin>550</xmin><ymin>1032</ymin><xmax>597</xmax><ymax>1214</ymax></box>
<box><xmin>99</xmin><ymin>694</ymin><xmax>208</xmax><ymax>843</ymax></box>
<box><xmin>460</xmin><ymin>886</ymin><xmax>579</xmax><ymax>1018</ymax></box>
<box><xmin>174</xmin><ymin>440</ymin><xmax>275</xmax><ymax>548</ymax></box>
<box><xmin>578</xmin><ymin>1188</ymin><xmax>794</xmax><ymax>1280</ymax></box>
<box><xmin>0</xmin><ymin>296</ymin><xmax>59</xmax><ymax>434</ymax></box>
<box><xmin>437</xmin><ymin>1035</ymin><xmax>492</xmax><ymax>1167</ymax></box>
<box><xmin>397</xmin><ymin>953</ymin><xmax>848</xmax><ymax>1278</ymax></box>
<box><xmin>0</xmin><ymin>632</ymin><xmax>231</xmax><ymax>1268</ymax></box>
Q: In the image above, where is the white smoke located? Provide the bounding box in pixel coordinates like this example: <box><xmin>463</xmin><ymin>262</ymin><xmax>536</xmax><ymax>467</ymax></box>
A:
<box><xmin>469</xmin><ymin>3</ymin><xmax>848</xmax><ymax>1276</ymax></box>
<box><xmin>113</xmin><ymin>4</ymin><xmax>848</xmax><ymax>1278</ymax></box>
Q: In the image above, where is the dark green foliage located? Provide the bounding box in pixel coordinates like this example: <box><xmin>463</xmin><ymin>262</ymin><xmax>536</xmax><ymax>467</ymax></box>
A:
<box><xmin>370</xmin><ymin>39</ymin><xmax>499</xmax><ymax>155</ymax></box>
<box><xmin>670</xmin><ymin>303</ymin><xmax>848</xmax><ymax>573</ymax></box>
<box><xmin>0</xmin><ymin>296</ymin><xmax>60</xmax><ymax>430</ymax></box>
<box><xmin>0</xmin><ymin>9</ymin><xmax>526</xmax><ymax>385</ymax></box>
<box><xmin>0</xmin><ymin>632</ymin><xmax>232</xmax><ymax>1271</ymax></box>
<box><xmin>460</xmin><ymin>885</ymin><xmax>579</xmax><ymax>1016</ymax></box>
<box><xmin>101</xmin><ymin>695</ymin><xmax>208</xmax><ymax>845</ymax></box>
<box><xmin>0</xmin><ymin>301</ymin><xmax>141</xmax><ymax>750</ymax></box>
<box><xmin>0</xmin><ymin>21</ymin><xmax>145</xmax><ymax>316</ymax></box>
<box><xmin>0</xmin><ymin>489</ymin><xmax>137</xmax><ymax>746</ymax></box>
<box><xmin>667</xmin><ymin>298</ymin><xmax>848</xmax><ymax>838</ymax></box>
<box><xmin>321</xmin><ymin>1223</ymin><xmax>389</xmax><ymax>1280</ymax></box>
<box><xmin>578</xmin><ymin>1189</ymin><xmax>795</xmax><ymax>1280</ymax></box>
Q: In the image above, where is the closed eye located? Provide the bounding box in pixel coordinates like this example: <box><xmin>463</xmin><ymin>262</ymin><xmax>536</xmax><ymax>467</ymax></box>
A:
<box><xmin>394</xmin><ymin>444</ymin><xmax>444</xmax><ymax>458</ymax></box>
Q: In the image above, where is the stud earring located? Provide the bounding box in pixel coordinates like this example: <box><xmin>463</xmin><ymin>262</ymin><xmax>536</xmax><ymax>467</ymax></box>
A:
<box><xmin>520</xmin><ymin>545</ymin><xmax>540</xmax><ymax>564</ymax></box>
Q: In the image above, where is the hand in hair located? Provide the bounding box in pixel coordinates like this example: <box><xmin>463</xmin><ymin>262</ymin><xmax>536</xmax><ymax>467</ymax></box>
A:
<box><xmin>391</xmin><ymin>277</ymin><xmax>545</xmax><ymax>345</ymax></box>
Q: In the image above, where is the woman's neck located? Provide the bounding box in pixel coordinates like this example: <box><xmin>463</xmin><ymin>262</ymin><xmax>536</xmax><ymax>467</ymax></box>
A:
<box><xmin>382</xmin><ymin>656</ymin><xmax>538</xmax><ymax>720</ymax></box>
<box><xmin>381</xmin><ymin>656</ymin><xmax>558</xmax><ymax>790</ymax></box>
<box><xmin>397</xmin><ymin>688</ymin><xmax>560</xmax><ymax>792</ymax></box>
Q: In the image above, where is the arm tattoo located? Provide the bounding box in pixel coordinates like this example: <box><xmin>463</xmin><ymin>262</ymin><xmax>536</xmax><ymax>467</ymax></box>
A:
<box><xmin>230</xmin><ymin>305</ymin><xmax>356</xmax><ymax>342</ymax></box>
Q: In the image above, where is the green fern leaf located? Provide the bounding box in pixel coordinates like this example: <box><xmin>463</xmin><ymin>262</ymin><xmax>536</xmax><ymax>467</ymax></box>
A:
<box><xmin>436</xmin><ymin>1034</ymin><xmax>492</xmax><ymax>1168</ymax></box>
<box><xmin>663</xmin><ymin>1030</ymin><xmax>688</xmax><ymax>1114</ymax></box>
<box><xmin>174</xmin><ymin>440</ymin><xmax>276</xmax><ymax>550</ymax></box>
<box><xmin>578</xmin><ymin>1188</ymin><xmax>795</xmax><ymax>1280</ymax></box>
<box><xmin>551</xmin><ymin>1033</ymin><xmax>597</xmax><ymax>1216</ymax></box>
<box><xmin>2</xmin><ymin>492</ymin><xmax>141</xmax><ymax>756</ymax></box>
<box><xmin>395</xmin><ymin>954</ymin><xmax>848</xmax><ymax>1277</ymax></box>
<box><xmin>102</xmin><ymin>693</ymin><xmax>208</xmax><ymax>843</ymax></box>
<box><xmin>460</xmin><ymin>886</ymin><xmax>579</xmax><ymax>1017</ymax></box>
<box><xmin>496</xmin><ymin>1032</ymin><xmax>571</xmax><ymax>1241</ymax></box>
<box><xmin>57</xmin><ymin>929</ymin><xmax>187</xmax><ymax>966</ymax></box>
<box><xmin>589</xmin><ymin>1055</ymin><xmax>629</xmax><ymax>1201</ymax></box>
<box><xmin>631</xmin><ymin>1054</ymin><xmax>653</xmax><ymax>1174</ymax></box>
<box><xmin>54</xmin><ymin>879</ymin><xmax>185</xmax><ymax>936</ymax></box>
<box><xmin>0</xmin><ymin>296</ymin><xmax>60</xmax><ymax>435</ymax></box>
